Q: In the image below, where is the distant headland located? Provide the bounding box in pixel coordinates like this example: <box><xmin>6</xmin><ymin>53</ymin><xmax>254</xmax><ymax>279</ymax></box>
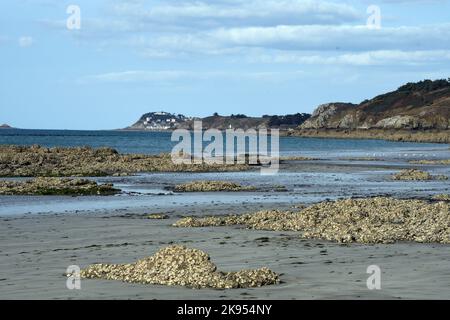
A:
<box><xmin>124</xmin><ymin>111</ymin><xmax>311</xmax><ymax>131</ymax></box>
<box><xmin>126</xmin><ymin>79</ymin><xmax>450</xmax><ymax>133</ymax></box>
<box><xmin>0</xmin><ymin>124</ymin><xmax>12</xmax><ymax>129</ymax></box>
<box><xmin>122</xmin><ymin>79</ymin><xmax>450</xmax><ymax>143</ymax></box>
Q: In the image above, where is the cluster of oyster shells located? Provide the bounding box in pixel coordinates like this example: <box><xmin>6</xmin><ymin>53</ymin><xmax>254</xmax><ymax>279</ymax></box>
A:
<box><xmin>146</xmin><ymin>213</ymin><xmax>169</xmax><ymax>219</ymax></box>
<box><xmin>410</xmin><ymin>159</ymin><xmax>450</xmax><ymax>165</ymax></box>
<box><xmin>0</xmin><ymin>177</ymin><xmax>118</xmax><ymax>196</ymax></box>
<box><xmin>392</xmin><ymin>169</ymin><xmax>448</xmax><ymax>181</ymax></box>
<box><xmin>173</xmin><ymin>180</ymin><xmax>255</xmax><ymax>192</ymax></box>
<box><xmin>174</xmin><ymin>197</ymin><xmax>450</xmax><ymax>244</ymax></box>
<box><xmin>79</xmin><ymin>245</ymin><xmax>279</xmax><ymax>289</ymax></box>
<box><xmin>432</xmin><ymin>194</ymin><xmax>450</xmax><ymax>201</ymax></box>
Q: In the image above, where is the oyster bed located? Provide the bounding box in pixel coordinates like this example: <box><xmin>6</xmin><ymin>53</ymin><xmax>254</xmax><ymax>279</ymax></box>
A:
<box><xmin>288</xmin><ymin>129</ymin><xmax>450</xmax><ymax>144</ymax></box>
<box><xmin>146</xmin><ymin>213</ymin><xmax>169</xmax><ymax>219</ymax></box>
<box><xmin>79</xmin><ymin>245</ymin><xmax>279</xmax><ymax>289</ymax></box>
<box><xmin>174</xmin><ymin>197</ymin><xmax>450</xmax><ymax>244</ymax></box>
<box><xmin>0</xmin><ymin>145</ymin><xmax>249</xmax><ymax>177</ymax></box>
<box><xmin>173</xmin><ymin>180</ymin><xmax>255</xmax><ymax>192</ymax></box>
<box><xmin>392</xmin><ymin>169</ymin><xmax>448</xmax><ymax>181</ymax></box>
<box><xmin>433</xmin><ymin>194</ymin><xmax>450</xmax><ymax>201</ymax></box>
<box><xmin>410</xmin><ymin>159</ymin><xmax>450</xmax><ymax>165</ymax></box>
<box><xmin>0</xmin><ymin>177</ymin><xmax>119</xmax><ymax>196</ymax></box>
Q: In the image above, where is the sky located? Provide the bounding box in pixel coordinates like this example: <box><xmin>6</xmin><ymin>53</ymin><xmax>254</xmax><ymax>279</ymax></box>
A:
<box><xmin>1</xmin><ymin>0</ymin><xmax>450</xmax><ymax>130</ymax></box>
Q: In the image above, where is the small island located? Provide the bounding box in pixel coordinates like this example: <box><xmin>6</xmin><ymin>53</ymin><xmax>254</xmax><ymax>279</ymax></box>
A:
<box><xmin>0</xmin><ymin>124</ymin><xmax>12</xmax><ymax>129</ymax></box>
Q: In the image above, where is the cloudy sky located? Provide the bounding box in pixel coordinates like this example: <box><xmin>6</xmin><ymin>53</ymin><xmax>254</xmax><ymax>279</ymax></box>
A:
<box><xmin>1</xmin><ymin>0</ymin><xmax>450</xmax><ymax>129</ymax></box>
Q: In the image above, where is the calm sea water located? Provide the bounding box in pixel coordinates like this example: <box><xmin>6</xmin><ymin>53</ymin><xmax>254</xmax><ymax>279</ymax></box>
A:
<box><xmin>0</xmin><ymin>128</ymin><xmax>447</xmax><ymax>159</ymax></box>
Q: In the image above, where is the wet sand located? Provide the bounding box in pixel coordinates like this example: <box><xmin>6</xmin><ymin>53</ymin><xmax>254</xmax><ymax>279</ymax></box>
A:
<box><xmin>1</xmin><ymin>159</ymin><xmax>450</xmax><ymax>299</ymax></box>
<box><xmin>0</xmin><ymin>207</ymin><xmax>449</xmax><ymax>299</ymax></box>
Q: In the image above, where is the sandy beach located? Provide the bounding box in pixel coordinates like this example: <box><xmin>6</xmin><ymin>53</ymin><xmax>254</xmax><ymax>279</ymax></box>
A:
<box><xmin>1</xmin><ymin>205</ymin><xmax>449</xmax><ymax>299</ymax></box>
<box><xmin>1</xmin><ymin>155</ymin><xmax>449</xmax><ymax>299</ymax></box>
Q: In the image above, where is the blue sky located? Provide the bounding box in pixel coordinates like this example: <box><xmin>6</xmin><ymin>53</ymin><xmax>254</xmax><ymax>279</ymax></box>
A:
<box><xmin>1</xmin><ymin>0</ymin><xmax>450</xmax><ymax>130</ymax></box>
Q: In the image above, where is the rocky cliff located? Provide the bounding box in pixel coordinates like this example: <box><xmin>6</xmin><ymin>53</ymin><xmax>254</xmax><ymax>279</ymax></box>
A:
<box><xmin>301</xmin><ymin>79</ymin><xmax>450</xmax><ymax>130</ymax></box>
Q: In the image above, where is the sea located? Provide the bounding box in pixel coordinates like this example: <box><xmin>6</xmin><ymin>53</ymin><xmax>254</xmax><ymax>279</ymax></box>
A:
<box><xmin>0</xmin><ymin>128</ymin><xmax>448</xmax><ymax>160</ymax></box>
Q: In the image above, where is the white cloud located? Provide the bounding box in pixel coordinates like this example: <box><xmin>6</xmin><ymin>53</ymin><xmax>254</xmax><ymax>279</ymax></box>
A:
<box><xmin>111</xmin><ymin>0</ymin><xmax>361</xmax><ymax>29</ymax></box>
<box><xmin>254</xmin><ymin>50</ymin><xmax>450</xmax><ymax>66</ymax></box>
<box><xmin>38</xmin><ymin>0</ymin><xmax>450</xmax><ymax>68</ymax></box>
<box><xmin>210</xmin><ymin>24</ymin><xmax>450</xmax><ymax>51</ymax></box>
<box><xmin>81</xmin><ymin>69</ymin><xmax>306</xmax><ymax>84</ymax></box>
<box><xmin>71</xmin><ymin>22</ymin><xmax>445</xmax><ymax>62</ymax></box>
<box><xmin>18</xmin><ymin>36</ymin><xmax>34</xmax><ymax>48</ymax></box>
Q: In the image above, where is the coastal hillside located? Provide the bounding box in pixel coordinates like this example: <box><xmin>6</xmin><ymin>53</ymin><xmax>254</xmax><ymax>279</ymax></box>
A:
<box><xmin>301</xmin><ymin>79</ymin><xmax>450</xmax><ymax>130</ymax></box>
<box><xmin>128</xmin><ymin>112</ymin><xmax>191</xmax><ymax>130</ymax></box>
<box><xmin>126</xmin><ymin>112</ymin><xmax>310</xmax><ymax>131</ymax></box>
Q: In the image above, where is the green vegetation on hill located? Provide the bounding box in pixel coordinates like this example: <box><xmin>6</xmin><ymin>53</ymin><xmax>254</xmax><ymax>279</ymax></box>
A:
<box><xmin>301</xmin><ymin>79</ymin><xmax>450</xmax><ymax>131</ymax></box>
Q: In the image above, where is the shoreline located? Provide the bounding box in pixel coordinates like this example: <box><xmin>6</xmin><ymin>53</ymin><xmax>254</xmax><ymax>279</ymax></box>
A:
<box><xmin>3</xmin><ymin>127</ymin><xmax>450</xmax><ymax>145</ymax></box>
<box><xmin>287</xmin><ymin>129</ymin><xmax>450</xmax><ymax>144</ymax></box>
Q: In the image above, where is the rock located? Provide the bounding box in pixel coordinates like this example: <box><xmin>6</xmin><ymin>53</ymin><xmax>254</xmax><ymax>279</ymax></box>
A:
<box><xmin>79</xmin><ymin>245</ymin><xmax>280</xmax><ymax>289</ymax></box>
<box><xmin>300</xmin><ymin>103</ymin><xmax>356</xmax><ymax>129</ymax></box>
<box><xmin>375</xmin><ymin>116</ymin><xmax>419</xmax><ymax>129</ymax></box>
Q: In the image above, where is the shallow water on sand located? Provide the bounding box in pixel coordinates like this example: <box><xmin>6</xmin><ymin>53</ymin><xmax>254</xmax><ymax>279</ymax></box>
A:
<box><xmin>1</xmin><ymin>129</ymin><xmax>449</xmax><ymax>216</ymax></box>
<box><xmin>1</xmin><ymin>159</ymin><xmax>449</xmax><ymax>216</ymax></box>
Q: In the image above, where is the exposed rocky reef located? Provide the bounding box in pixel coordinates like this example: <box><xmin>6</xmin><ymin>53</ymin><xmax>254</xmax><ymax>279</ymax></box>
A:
<box><xmin>79</xmin><ymin>245</ymin><xmax>279</xmax><ymax>289</ymax></box>
<box><xmin>173</xmin><ymin>181</ymin><xmax>256</xmax><ymax>192</ymax></box>
<box><xmin>392</xmin><ymin>169</ymin><xmax>448</xmax><ymax>181</ymax></box>
<box><xmin>174</xmin><ymin>197</ymin><xmax>450</xmax><ymax>244</ymax></box>
<box><xmin>0</xmin><ymin>177</ymin><xmax>119</xmax><ymax>196</ymax></box>
<box><xmin>0</xmin><ymin>145</ymin><xmax>250</xmax><ymax>177</ymax></box>
<box><xmin>410</xmin><ymin>159</ymin><xmax>450</xmax><ymax>165</ymax></box>
<box><xmin>288</xmin><ymin>129</ymin><xmax>450</xmax><ymax>143</ymax></box>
